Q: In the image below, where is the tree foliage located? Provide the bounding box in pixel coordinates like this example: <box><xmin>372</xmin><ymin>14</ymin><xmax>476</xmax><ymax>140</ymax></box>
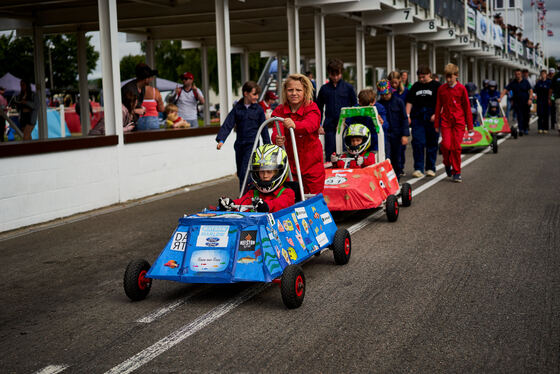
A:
<box><xmin>142</xmin><ymin>40</ymin><xmax>268</xmax><ymax>94</ymax></box>
<box><xmin>120</xmin><ymin>54</ymin><xmax>146</xmax><ymax>80</ymax></box>
<box><xmin>0</xmin><ymin>31</ymin><xmax>99</xmax><ymax>90</ymax></box>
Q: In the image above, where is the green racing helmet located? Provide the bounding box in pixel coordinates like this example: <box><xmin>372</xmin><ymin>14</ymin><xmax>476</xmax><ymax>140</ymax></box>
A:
<box><xmin>250</xmin><ymin>144</ymin><xmax>289</xmax><ymax>193</ymax></box>
<box><xmin>343</xmin><ymin>123</ymin><xmax>371</xmax><ymax>155</ymax></box>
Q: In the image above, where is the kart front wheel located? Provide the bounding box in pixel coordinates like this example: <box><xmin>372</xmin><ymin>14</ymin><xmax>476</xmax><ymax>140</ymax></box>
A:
<box><xmin>332</xmin><ymin>228</ymin><xmax>351</xmax><ymax>265</ymax></box>
<box><xmin>124</xmin><ymin>259</ymin><xmax>152</xmax><ymax>301</ymax></box>
<box><xmin>491</xmin><ymin>136</ymin><xmax>498</xmax><ymax>153</ymax></box>
<box><xmin>401</xmin><ymin>183</ymin><xmax>412</xmax><ymax>207</ymax></box>
<box><xmin>281</xmin><ymin>265</ymin><xmax>305</xmax><ymax>309</ymax></box>
<box><xmin>386</xmin><ymin>194</ymin><xmax>399</xmax><ymax>222</ymax></box>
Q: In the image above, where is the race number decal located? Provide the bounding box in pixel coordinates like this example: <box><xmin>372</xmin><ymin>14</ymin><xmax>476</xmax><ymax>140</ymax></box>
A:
<box><xmin>170</xmin><ymin>231</ymin><xmax>188</xmax><ymax>252</ymax></box>
<box><xmin>316</xmin><ymin>232</ymin><xmax>329</xmax><ymax>247</ymax></box>
<box><xmin>196</xmin><ymin>225</ymin><xmax>229</xmax><ymax>248</ymax></box>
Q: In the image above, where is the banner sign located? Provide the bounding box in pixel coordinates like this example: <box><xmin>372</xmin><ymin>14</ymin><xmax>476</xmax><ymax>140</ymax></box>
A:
<box><xmin>492</xmin><ymin>24</ymin><xmax>504</xmax><ymax>48</ymax></box>
<box><xmin>476</xmin><ymin>11</ymin><xmax>490</xmax><ymax>44</ymax></box>
<box><xmin>467</xmin><ymin>7</ymin><xmax>476</xmax><ymax>31</ymax></box>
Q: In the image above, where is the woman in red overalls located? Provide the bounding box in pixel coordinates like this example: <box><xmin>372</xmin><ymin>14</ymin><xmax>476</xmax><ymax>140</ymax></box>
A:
<box><xmin>271</xmin><ymin>74</ymin><xmax>325</xmax><ymax>194</ymax></box>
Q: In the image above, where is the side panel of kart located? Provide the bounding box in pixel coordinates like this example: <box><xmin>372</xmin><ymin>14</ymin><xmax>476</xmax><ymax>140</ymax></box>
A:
<box><xmin>146</xmin><ymin>195</ymin><xmax>337</xmax><ymax>284</ymax></box>
<box><xmin>322</xmin><ymin>159</ymin><xmax>399</xmax><ymax>211</ymax></box>
<box><xmin>461</xmin><ymin>127</ymin><xmax>493</xmax><ymax>147</ymax></box>
<box><xmin>483</xmin><ymin>117</ymin><xmax>511</xmax><ymax>134</ymax></box>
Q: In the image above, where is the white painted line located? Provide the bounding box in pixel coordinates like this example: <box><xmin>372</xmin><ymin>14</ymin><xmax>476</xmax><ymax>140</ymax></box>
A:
<box><xmin>105</xmin><ymin>284</ymin><xmax>269</xmax><ymax>374</ymax></box>
<box><xmin>105</xmin><ymin>135</ymin><xmax>512</xmax><ymax>373</ymax></box>
<box><xmin>136</xmin><ymin>287</ymin><xmax>207</xmax><ymax>324</ymax></box>
<box><xmin>33</xmin><ymin>365</ymin><xmax>69</xmax><ymax>374</ymax></box>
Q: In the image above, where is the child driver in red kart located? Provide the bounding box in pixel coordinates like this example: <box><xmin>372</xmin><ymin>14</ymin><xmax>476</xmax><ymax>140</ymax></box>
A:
<box><xmin>330</xmin><ymin>123</ymin><xmax>376</xmax><ymax>169</ymax></box>
<box><xmin>218</xmin><ymin>144</ymin><xmax>295</xmax><ymax>213</ymax></box>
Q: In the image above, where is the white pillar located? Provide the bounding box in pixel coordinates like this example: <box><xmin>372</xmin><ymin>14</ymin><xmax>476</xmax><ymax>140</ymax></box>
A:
<box><xmin>201</xmin><ymin>43</ymin><xmax>210</xmax><ymax>126</ymax></box>
<box><xmin>277</xmin><ymin>53</ymin><xmax>283</xmax><ymax>100</ymax></box>
<box><xmin>429</xmin><ymin>43</ymin><xmax>436</xmax><ymax>75</ymax></box>
<box><xmin>33</xmin><ymin>25</ymin><xmax>48</xmax><ymax>139</ymax></box>
<box><xmin>410</xmin><ymin>40</ymin><xmax>418</xmax><ymax>83</ymax></box>
<box><xmin>355</xmin><ymin>25</ymin><xmax>365</xmax><ymax>93</ymax></box>
<box><xmin>386</xmin><ymin>33</ymin><xmax>395</xmax><ymax>72</ymax></box>
<box><xmin>443</xmin><ymin>48</ymin><xmax>450</xmax><ymax>66</ymax></box>
<box><xmin>314</xmin><ymin>9</ymin><xmax>326</xmax><ymax>86</ymax></box>
<box><xmin>457</xmin><ymin>52</ymin><xmax>464</xmax><ymax>82</ymax></box>
<box><xmin>98</xmin><ymin>0</ymin><xmax>123</xmax><ymax>139</ymax></box>
<box><xmin>488</xmin><ymin>62</ymin><xmax>493</xmax><ymax>80</ymax></box>
<box><xmin>464</xmin><ymin>56</ymin><xmax>470</xmax><ymax>82</ymax></box>
<box><xmin>287</xmin><ymin>0</ymin><xmax>300</xmax><ymax>74</ymax></box>
<box><xmin>77</xmin><ymin>31</ymin><xmax>91</xmax><ymax>136</ymax></box>
<box><xmin>215</xmin><ymin>0</ymin><xmax>233</xmax><ymax>123</ymax></box>
<box><xmin>241</xmin><ymin>49</ymin><xmax>250</xmax><ymax>84</ymax></box>
<box><xmin>472</xmin><ymin>57</ymin><xmax>478</xmax><ymax>87</ymax></box>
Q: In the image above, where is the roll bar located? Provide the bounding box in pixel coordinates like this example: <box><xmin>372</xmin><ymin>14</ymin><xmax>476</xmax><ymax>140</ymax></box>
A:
<box><xmin>239</xmin><ymin>117</ymin><xmax>306</xmax><ymax>202</ymax></box>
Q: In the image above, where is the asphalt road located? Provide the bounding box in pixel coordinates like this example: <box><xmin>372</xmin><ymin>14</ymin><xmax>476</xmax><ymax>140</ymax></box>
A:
<box><xmin>1</xmin><ymin>130</ymin><xmax>559</xmax><ymax>374</ymax></box>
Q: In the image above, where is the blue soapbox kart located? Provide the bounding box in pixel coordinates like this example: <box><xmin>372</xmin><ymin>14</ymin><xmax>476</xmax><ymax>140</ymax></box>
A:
<box><xmin>124</xmin><ymin>118</ymin><xmax>351</xmax><ymax>309</ymax></box>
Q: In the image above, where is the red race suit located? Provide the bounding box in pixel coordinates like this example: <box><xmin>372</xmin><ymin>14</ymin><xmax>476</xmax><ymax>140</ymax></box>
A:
<box><xmin>234</xmin><ymin>186</ymin><xmax>295</xmax><ymax>213</ymax></box>
<box><xmin>333</xmin><ymin>151</ymin><xmax>376</xmax><ymax>169</ymax></box>
<box><xmin>434</xmin><ymin>82</ymin><xmax>473</xmax><ymax>175</ymax></box>
<box><xmin>272</xmin><ymin>102</ymin><xmax>325</xmax><ymax>194</ymax></box>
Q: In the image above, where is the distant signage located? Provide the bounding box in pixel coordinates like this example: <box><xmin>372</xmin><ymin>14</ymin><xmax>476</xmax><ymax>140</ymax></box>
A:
<box><xmin>467</xmin><ymin>7</ymin><xmax>476</xmax><ymax>30</ymax></box>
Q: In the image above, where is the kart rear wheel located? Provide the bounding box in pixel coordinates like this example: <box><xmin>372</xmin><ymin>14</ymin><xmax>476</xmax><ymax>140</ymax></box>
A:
<box><xmin>124</xmin><ymin>259</ymin><xmax>152</xmax><ymax>301</ymax></box>
<box><xmin>401</xmin><ymin>183</ymin><xmax>412</xmax><ymax>207</ymax></box>
<box><xmin>386</xmin><ymin>194</ymin><xmax>399</xmax><ymax>222</ymax></box>
<box><xmin>492</xmin><ymin>136</ymin><xmax>498</xmax><ymax>153</ymax></box>
<box><xmin>280</xmin><ymin>265</ymin><xmax>305</xmax><ymax>309</ymax></box>
<box><xmin>332</xmin><ymin>228</ymin><xmax>351</xmax><ymax>265</ymax></box>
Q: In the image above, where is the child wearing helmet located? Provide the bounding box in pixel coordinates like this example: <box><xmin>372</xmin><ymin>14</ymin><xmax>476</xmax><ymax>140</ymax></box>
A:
<box><xmin>330</xmin><ymin>124</ymin><xmax>376</xmax><ymax>169</ymax></box>
<box><xmin>480</xmin><ymin>80</ymin><xmax>500</xmax><ymax>115</ymax></box>
<box><xmin>218</xmin><ymin>144</ymin><xmax>295</xmax><ymax>213</ymax></box>
<box><xmin>465</xmin><ymin>83</ymin><xmax>482</xmax><ymax>127</ymax></box>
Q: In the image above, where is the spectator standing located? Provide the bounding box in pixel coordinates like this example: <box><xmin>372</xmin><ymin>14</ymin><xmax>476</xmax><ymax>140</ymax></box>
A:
<box><xmin>171</xmin><ymin>72</ymin><xmax>205</xmax><ymax>128</ymax></box>
<box><xmin>259</xmin><ymin>91</ymin><xmax>278</xmax><ymax>120</ymax></box>
<box><xmin>377</xmin><ymin>79</ymin><xmax>409</xmax><ymax>179</ymax></box>
<box><xmin>549</xmin><ymin>67</ymin><xmax>558</xmax><ymax>131</ymax></box>
<box><xmin>15</xmin><ymin>79</ymin><xmax>39</xmax><ymax>141</ymax></box>
<box><xmin>346</xmin><ymin>89</ymin><xmax>387</xmax><ymax>155</ymax></box>
<box><xmin>216</xmin><ymin>81</ymin><xmax>269</xmax><ymax>191</ymax></box>
<box><xmin>434</xmin><ymin>63</ymin><xmax>473</xmax><ymax>183</ymax></box>
<box><xmin>305</xmin><ymin>71</ymin><xmax>317</xmax><ymax>101</ymax></box>
<box><xmin>316</xmin><ymin>58</ymin><xmax>358</xmax><ymax>160</ymax></box>
<box><xmin>272</xmin><ymin>74</ymin><xmax>325</xmax><ymax>194</ymax></box>
<box><xmin>388</xmin><ymin>70</ymin><xmax>409</xmax><ymax>176</ymax></box>
<box><xmin>121</xmin><ymin>63</ymin><xmax>158</xmax><ymax>121</ymax></box>
<box><xmin>548</xmin><ymin>64</ymin><xmax>560</xmax><ymax>133</ymax></box>
<box><xmin>0</xmin><ymin>86</ymin><xmax>7</xmax><ymax>142</ymax></box>
<box><xmin>534</xmin><ymin>69</ymin><xmax>551</xmax><ymax>134</ymax></box>
<box><xmin>500</xmin><ymin>68</ymin><xmax>533</xmax><ymax>136</ymax></box>
<box><xmin>405</xmin><ymin>65</ymin><xmax>441</xmax><ymax>178</ymax></box>
<box><xmin>137</xmin><ymin>83</ymin><xmax>164</xmax><ymax>130</ymax></box>
<box><xmin>401</xmin><ymin>70</ymin><xmax>412</xmax><ymax>90</ymax></box>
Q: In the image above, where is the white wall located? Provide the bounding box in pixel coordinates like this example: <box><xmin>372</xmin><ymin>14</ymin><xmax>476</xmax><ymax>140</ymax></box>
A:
<box><xmin>0</xmin><ymin>134</ymin><xmax>236</xmax><ymax>233</ymax></box>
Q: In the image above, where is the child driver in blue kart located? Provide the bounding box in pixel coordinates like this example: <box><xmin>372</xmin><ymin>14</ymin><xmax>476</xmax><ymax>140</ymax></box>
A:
<box><xmin>330</xmin><ymin>123</ymin><xmax>376</xmax><ymax>169</ymax></box>
<box><xmin>218</xmin><ymin>144</ymin><xmax>295</xmax><ymax>213</ymax></box>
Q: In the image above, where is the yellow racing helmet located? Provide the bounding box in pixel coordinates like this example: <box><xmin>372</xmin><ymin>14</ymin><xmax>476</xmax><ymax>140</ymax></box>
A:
<box><xmin>343</xmin><ymin>123</ymin><xmax>371</xmax><ymax>155</ymax></box>
<box><xmin>250</xmin><ymin>144</ymin><xmax>289</xmax><ymax>193</ymax></box>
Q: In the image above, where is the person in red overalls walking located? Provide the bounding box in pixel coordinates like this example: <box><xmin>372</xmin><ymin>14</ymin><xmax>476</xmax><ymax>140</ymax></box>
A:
<box><xmin>434</xmin><ymin>63</ymin><xmax>474</xmax><ymax>183</ymax></box>
<box><xmin>272</xmin><ymin>74</ymin><xmax>325</xmax><ymax>194</ymax></box>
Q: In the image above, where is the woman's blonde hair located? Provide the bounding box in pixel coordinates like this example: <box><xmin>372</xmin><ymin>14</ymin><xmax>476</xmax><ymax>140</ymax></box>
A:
<box><xmin>282</xmin><ymin>74</ymin><xmax>314</xmax><ymax>107</ymax></box>
<box><xmin>444</xmin><ymin>63</ymin><xmax>459</xmax><ymax>76</ymax></box>
<box><xmin>387</xmin><ymin>70</ymin><xmax>404</xmax><ymax>95</ymax></box>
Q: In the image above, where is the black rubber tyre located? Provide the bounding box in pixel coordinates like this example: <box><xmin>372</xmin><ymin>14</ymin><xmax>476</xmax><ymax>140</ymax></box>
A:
<box><xmin>280</xmin><ymin>265</ymin><xmax>305</xmax><ymax>309</ymax></box>
<box><xmin>124</xmin><ymin>259</ymin><xmax>152</xmax><ymax>301</ymax></box>
<box><xmin>492</xmin><ymin>136</ymin><xmax>498</xmax><ymax>153</ymax></box>
<box><xmin>332</xmin><ymin>228</ymin><xmax>351</xmax><ymax>265</ymax></box>
<box><xmin>512</xmin><ymin>127</ymin><xmax>518</xmax><ymax>139</ymax></box>
<box><xmin>386</xmin><ymin>194</ymin><xmax>399</xmax><ymax>222</ymax></box>
<box><xmin>401</xmin><ymin>183</ymin><xmax>412</xmax><ymax>207</ymax></box>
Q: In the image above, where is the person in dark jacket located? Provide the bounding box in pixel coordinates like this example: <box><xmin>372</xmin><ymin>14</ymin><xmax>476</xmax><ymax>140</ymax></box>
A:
<box><xmin>500</xmin><ymin>68</ymin><xmax>533</xmax><ymax>136</ymax></box>
<box><xmin>377</xmin><ymin>79</ymin><xmax>410</xmax><ymax>179</ymax></box>
<box><xmin>316</xmin><ymin>58</ymin><xmax>358</xmax><ymax>159</ymax></box>
<box><xmin>216</xmin><ymin>81</ymin><xmax>269</xmax><ymax>191</ymax></box>
<box><xmin>534</xmin><ymin>69</ymin><xmax>551</xmax><ymax>133</ymax></box>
